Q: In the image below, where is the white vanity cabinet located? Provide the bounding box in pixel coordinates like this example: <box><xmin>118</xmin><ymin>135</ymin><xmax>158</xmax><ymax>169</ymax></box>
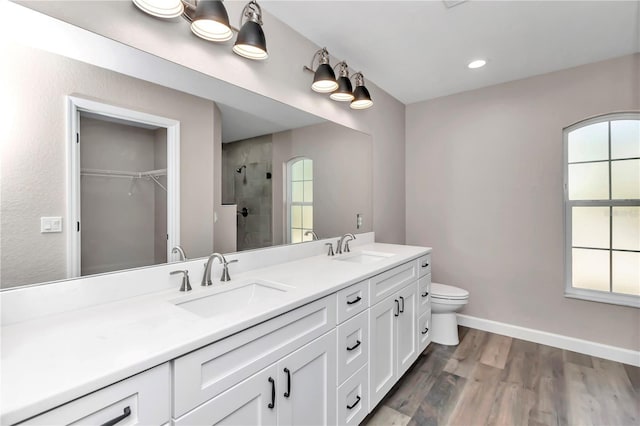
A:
<box><xmin>175</xmin><ymin>331</ymin><xmax>336</xmax><ymax>426</ymax></box>
<box><xmin>368</xmin><ymin>281</ymin><xmax>419</xmax><ymax>409</ymax></box>
<box><xmin>19</xmin><ymin>364</ymin><xmax>170</xmax><ymax>426</ymax></box>
<box><xmin>277</xmin><ymin>330</ymin><xmax>337</xmax><ymax>426</ymax></box>
<box><xmin>172</xmin><ymin>295</ymin><xmax>337</xmax><ymax>425</ymax></box>
<box><xmin>6</xmin><ymin>244</ymin><xmax>433</xmax><ymax>426</ymax></box>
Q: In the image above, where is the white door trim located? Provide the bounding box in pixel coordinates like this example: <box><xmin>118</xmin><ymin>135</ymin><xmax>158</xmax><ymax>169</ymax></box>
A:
<box><xmin>66</xmin><ymin>96</ymin><xmax>180</xmax><ymax>278</ymax></box>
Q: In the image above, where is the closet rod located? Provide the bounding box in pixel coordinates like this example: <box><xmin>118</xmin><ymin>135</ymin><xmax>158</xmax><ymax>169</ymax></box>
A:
<box><xmin>81</xmin><ymin>168</ymin><xmax>167</xmax><ymax>192</ymax></box>
<box><xmin>80</xmin><ymin>168</ymin><xmax>167</xmax><ymax>178</ymax></box>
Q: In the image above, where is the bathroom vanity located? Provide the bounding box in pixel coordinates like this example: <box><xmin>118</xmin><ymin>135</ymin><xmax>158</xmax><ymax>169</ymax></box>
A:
<box><xmin>0</xmin><ymin>234</ymin><xmax>431</xmax><ymax>425</ymax></box>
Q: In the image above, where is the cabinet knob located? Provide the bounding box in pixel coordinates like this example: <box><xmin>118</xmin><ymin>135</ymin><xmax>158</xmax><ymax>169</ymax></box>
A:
<box><xmin>422</xmin><ymin>262</ymin><xmax>429</xmax><ymax>268</ymax></box>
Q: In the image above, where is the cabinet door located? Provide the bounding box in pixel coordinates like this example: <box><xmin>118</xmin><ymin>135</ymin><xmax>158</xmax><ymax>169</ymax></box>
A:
<box><xmin>368</xmin><ymin>294</ymin><xmax>398</xmax><ymax>410</ymax></box>
<box><xmin>277</xmin><ymin>330</ymin><xmax>337</xmax><ymax>426</ymax></box>
<box><xmin>174</xmin><ymin>364</ymin><xmax>278</xmax><ymax>426</ymax></box>
<box><xmin>397</xmin><ymin>282</ymin><xmax>418</xmax><ymax>377</ymax></box>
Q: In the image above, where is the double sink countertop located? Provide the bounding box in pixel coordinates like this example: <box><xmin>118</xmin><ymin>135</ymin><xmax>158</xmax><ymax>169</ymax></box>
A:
<box><xmin>0</xmin><ymin>242</ymin><xmax>430</xmax><ymax>424</ymax></box>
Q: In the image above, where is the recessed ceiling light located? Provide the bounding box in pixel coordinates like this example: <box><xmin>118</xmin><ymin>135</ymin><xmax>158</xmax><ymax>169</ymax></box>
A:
<box><xmin>468</xmin><ymin>59</ymin><xmax>487</xmax><ymax>69</ymax></box>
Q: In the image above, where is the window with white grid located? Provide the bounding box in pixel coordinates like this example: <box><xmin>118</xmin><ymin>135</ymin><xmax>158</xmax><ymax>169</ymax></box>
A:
<box><xmin>564</xmin><ymin>113</ymin><xmax>640</xmax><ymax>307</ymax></box>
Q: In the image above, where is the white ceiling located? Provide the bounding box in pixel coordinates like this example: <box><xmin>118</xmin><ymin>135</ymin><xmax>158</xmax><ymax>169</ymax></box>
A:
<box><xmin>262</xmin><ymin>0</ymin><xmax>640</xmax><ymax>104</ymax></box>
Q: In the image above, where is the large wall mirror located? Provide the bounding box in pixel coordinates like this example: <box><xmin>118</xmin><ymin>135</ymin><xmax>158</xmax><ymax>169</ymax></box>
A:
<box><xmin>0</xmin><ymin>12</ymin><xmax>373</xmax><ymax>290</ymax></box>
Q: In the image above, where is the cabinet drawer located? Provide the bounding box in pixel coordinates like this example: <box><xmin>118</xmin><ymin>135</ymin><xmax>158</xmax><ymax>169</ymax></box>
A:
<box><xmin>337</xmin><ymin>310</ymin><xmax>369</xmax><ymax>385</ymax></box>
<box><xmin>20</xmin><ymin>364</ymin><xmax>170</xmax><ymax>425</ymax></box>
<box><xmin>418</xmin><ymin>274</ymin><xmax>431</xmax><ymax>316</ymax></box>
<box><xmin>336</xmin><ymin>280</ymin><xmax>369</xmax><ymax>324</ymax></box>
<box><xmin>418</xmin><ymin>310</ymin><xmax>431</xmax><ymax>353</ymax></box>
<box><xmin>173</xmin><ymin>295</ymin><xmax>336</xmax><ymax>417</ymax></box>
<box><xmin>337</xmin><ymin>364</ymin><xmax>368</xmax><ymax>426</ymax></box>
<box><xmin>417</xmin><ymin>253</ymin><xmax>431</xmax><ymax>277</ymax></box>
<box><xmin>370</xmin><ymin>261</ymin><xmax>417</xmax><ymax>305</ymax></box>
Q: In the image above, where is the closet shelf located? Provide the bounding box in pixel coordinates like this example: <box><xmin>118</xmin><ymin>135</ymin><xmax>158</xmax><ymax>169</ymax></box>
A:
<box><xmin>81</xmin><ymin>168</ymin><xmax>167</xmax><ymax>192</ymax></box>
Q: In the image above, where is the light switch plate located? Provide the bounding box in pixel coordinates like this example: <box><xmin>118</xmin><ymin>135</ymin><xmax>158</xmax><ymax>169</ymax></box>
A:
<box><xmin>41</xmin><ymin>217</ymin><xmax>62</xmax><ymax>233</ymax></box>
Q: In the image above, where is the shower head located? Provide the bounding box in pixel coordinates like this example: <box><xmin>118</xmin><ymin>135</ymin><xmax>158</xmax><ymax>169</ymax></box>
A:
<box><xmin>236</xmin><ymin>165</ymin><xmax>246</xmax><ymax>173</ymax></box>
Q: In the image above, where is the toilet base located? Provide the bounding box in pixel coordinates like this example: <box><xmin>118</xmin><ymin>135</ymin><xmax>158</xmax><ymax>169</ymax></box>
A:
<box><xmin>431</xmin><ymin>312</ymin><xmax>460</xmax><ymax>345</ymax></box>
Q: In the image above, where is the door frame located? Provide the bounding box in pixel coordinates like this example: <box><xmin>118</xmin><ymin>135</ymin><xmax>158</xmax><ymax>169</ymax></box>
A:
<box><xmin>66</xmin><ymin>96</ymin><xmax>180</xmax><ymax>278</ymax></box>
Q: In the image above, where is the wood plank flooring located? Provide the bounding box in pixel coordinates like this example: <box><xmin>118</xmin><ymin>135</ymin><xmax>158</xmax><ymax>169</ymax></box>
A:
<box><xmin>363</xmin><ymin>327</ymin><xmax>639</xmax><ymax>426</ymax></box>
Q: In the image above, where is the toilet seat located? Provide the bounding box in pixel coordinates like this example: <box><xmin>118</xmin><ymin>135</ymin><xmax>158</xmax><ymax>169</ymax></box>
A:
<box><xmin>431</xmin><ymin>283</ymin><xmax>469</xmax><ymax>300</ymax></box>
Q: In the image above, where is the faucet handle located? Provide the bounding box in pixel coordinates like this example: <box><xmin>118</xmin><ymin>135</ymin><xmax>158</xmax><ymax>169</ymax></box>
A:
<box><xmin>325</xmin><ymin>242</ymin><xmax>335</xmax><ymax>256</ymax></box>
<box><xmin>220</xmin><ymin>259</ymin><xmax>238</xmax><ymax>282</ymax></box>
<box><xmin>170</xmin><ymin>270</ymin><xmax>192</xmax><ymax>292</ymax></box>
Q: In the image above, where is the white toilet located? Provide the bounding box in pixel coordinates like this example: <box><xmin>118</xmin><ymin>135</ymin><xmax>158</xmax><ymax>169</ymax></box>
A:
<box><xmin>430</xmin><ymin>283</ymin><xmax>469</xmax><ymax>345</ymax></box>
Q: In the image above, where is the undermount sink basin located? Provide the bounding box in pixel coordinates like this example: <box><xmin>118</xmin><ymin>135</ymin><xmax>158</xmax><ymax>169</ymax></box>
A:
<box><xmin>335</xmin><ymin>250</ymin><xmax>395</xmax><ymax>264</ymax></box>
<box><xmin>173</xmin><ymin>281</ymin><xmax>288</xmax><ymax>318</ymax></box>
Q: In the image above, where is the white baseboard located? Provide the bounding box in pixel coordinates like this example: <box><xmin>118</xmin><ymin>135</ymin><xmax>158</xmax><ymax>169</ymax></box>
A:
<box><xmin>457</xmin><ymin>314</ymin><xmax>640</xmax><ymax>367</ymax></box>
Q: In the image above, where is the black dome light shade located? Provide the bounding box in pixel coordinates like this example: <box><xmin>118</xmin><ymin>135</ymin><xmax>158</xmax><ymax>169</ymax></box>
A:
<box><xmin>350</xmin><ymin>73</ymin><xmax>373</xmax><ymax>109</ymax></box>
<box><xmin>311</xmin><ymin>48</ymin><xmax>337</xmax><ymax>93</ymax></box>
<box><xmin>190</xmin><ymin>0</ymin><xmax>233</xmax><ymax>42</ymax></box>
<box><xmin>330</xmin><ymin>62</ymin><xmax>354</xmax><ymax>101</ymax></box>
<box><xmin>233</xmin><ymin>1</ymin><xmax>268</xmax><ymax>60</ymax></box>
<box><xmin>312</xmin><ymin>63</ymin><xmax>338</xmax><ymax>93</ymax></box>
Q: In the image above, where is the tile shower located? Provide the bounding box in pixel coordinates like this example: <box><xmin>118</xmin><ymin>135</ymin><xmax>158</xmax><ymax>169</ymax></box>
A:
<box><xmin>221</xmin><ymin>135</ymin><xmax>273</xmax><ymax>251</ymax></box>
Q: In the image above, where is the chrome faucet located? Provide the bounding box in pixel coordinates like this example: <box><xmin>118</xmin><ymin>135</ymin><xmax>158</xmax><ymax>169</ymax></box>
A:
<box><xmin>336</xmin><ymin>233</ymin><xmax>356</xmax><ymax>254</ymax></box>
<box><xmin>304</xmin><ymin>230</ymin><xmax>319</xmax><ymax>240</ymax></box>
<box><xmin>202</xmin><ymin>253</ymin><xmax>239</xmax><ymax>286</ymax></box>
<box><xmin>170</xmin><ymin>270</ymin><xmax>192</xmax><ymax>292</ymax></box>
<box><xmin>171</xmin><ymin>245</ymin><xmax>187</xmax><ymax>261</ymax></box>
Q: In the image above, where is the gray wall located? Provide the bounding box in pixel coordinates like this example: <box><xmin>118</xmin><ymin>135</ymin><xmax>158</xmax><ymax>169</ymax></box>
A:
<box><xmin>18</xmin><ymin>0</ymin><xmax>406</xmax><ymax>248</ymax></box>
<box><xmin>1</xmin><ymin>42</ymin><xmax>215</xmax><ymax>288</ymax></box>
<box><xmin>272</xmin><ymin>122</ymin><xmax>373</xmax><ymax>245</ymax></box>
<box><xmin>406</xmin><ymin>54</ymin><xmax>640</xmax><ymax>351</ymax></box>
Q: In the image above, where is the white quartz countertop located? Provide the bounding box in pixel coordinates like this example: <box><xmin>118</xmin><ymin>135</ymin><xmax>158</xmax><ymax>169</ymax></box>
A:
<box><xmin>0</xmin><ymin>242</ymin><xmax>429</xmax><ymax>424</ymax></box>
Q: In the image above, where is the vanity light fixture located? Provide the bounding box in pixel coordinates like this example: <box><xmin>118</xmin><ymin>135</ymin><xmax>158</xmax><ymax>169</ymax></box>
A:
<box><xmin>306</xmin><ymin>48</ymin><xmax>338</xmax><ymax>93</ymax></box>
<box><xmin>467</xmin><ymin>59</ymin><xmax>487</xmax><ymax>69</ymax></box>
<box><xmin>188</xmin><ymin>0</ymin><xmax>233</xmax><ymax>42</ymax></box>
<box><xmin>350</xmin><ymin>72</ymin><xmax>373</xmax><ymax>110</ymax></box>
<box><xmin>233</xmin><ymin>1</ymin><xmax>268</xmax><ymax>60</ymax></box>
<box><xmin>329</xmin><ymin>61</ymin><xmax>354</xmax><ymax>102</ymax></box>
<box><xmin>132</xmin><ymin>0</ymin><xmax>184</xmax><ymax>18</ymax></box>
<box><xmin>132</xmin><ymin>0</ymin><xmax>267</xmax><ymax>61</ymax></box>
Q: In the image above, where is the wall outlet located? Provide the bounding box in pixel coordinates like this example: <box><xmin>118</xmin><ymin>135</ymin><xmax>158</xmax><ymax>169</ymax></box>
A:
<box><xmin>41</xmin><ymin>217</ymin><xmax>62</xmax><ymax>233</ymax></box>
<box><xmin>356</xmin><ymin>213</ymin><xmax>363</xmax><ymax>229</ymax></box>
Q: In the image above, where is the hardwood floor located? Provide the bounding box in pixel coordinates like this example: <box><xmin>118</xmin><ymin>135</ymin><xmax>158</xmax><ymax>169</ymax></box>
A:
<box><xmin>363</xmin><ymin>327</ymin><xmax>639</xmax><ymax>426</ymax></box>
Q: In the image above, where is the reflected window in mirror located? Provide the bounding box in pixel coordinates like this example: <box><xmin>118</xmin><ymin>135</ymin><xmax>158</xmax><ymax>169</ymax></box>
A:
<box><xmin>287</xmin><ymin>158</ymin><xmax>313</xmax><ymax>244</ymax></box>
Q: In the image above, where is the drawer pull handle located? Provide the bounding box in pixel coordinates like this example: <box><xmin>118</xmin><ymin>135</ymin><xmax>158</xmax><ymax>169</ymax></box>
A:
<box><xmin>268</xmin><ymin>377</ymin><xmax>275</xmax><ymax>409</ymax></box>
<box><xmin>421</xmin><ymin>291</ymin><xmax>429</xmax><ymax>298</ymax></box>
<box><xmin>284</xmin><ymin>367</ymin><xmax>291</xmax><ymax>398</ymax></box>
<box><xmin>346</xmin><ymin>296</ymin><xmax>362</xmax><ymax>305</ymax></box>
<box><xmin>422</xmin><ymin>327</ymin><xmax>429</xmax><ymax>335</ymax></box>
<box><xmin>347</xmin><ymin>340</ymin><xmax>361</xmax><ymax>351</ymax></box>
<box><xmin>394</xmin><ymin>299</ymin><xmax>399</xmax><ymax>317</ymax></box>
<box><xmin>422</xmin><ymin>262</ymin><xmax>430</xmax><ymax>268</ymax></box>
<box><xmin>347</xmin><ymin>395</ymin><xmax>361</xmax><ymax>410</ymax></box>
<box><xmin>399</xmin><ymin>296</ymin><xmax>405</xmax><ymax>313</ymax></box>
<box><xmin>100</xmin><ymin>406</ymin><xmax>131</xmax><ymax>426</ymax></box>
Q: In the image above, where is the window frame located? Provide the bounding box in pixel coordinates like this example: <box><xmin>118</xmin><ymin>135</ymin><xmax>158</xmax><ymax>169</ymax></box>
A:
<box><xmin>563</xmin><ymin>112</ymin><xmax>640</xmax><ymax>308</ymax></box>
<box><xmin>285</xmin><ymin>157</ymin><xmax>313</xmax><ymax>244</ymax></box>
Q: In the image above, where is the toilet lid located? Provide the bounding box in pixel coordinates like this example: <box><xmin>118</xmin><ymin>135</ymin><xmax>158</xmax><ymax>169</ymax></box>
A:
<box><xmin>431</xmin><ymin>283</ymin><xmax>469</xmax><ymax>300</ymax></box>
